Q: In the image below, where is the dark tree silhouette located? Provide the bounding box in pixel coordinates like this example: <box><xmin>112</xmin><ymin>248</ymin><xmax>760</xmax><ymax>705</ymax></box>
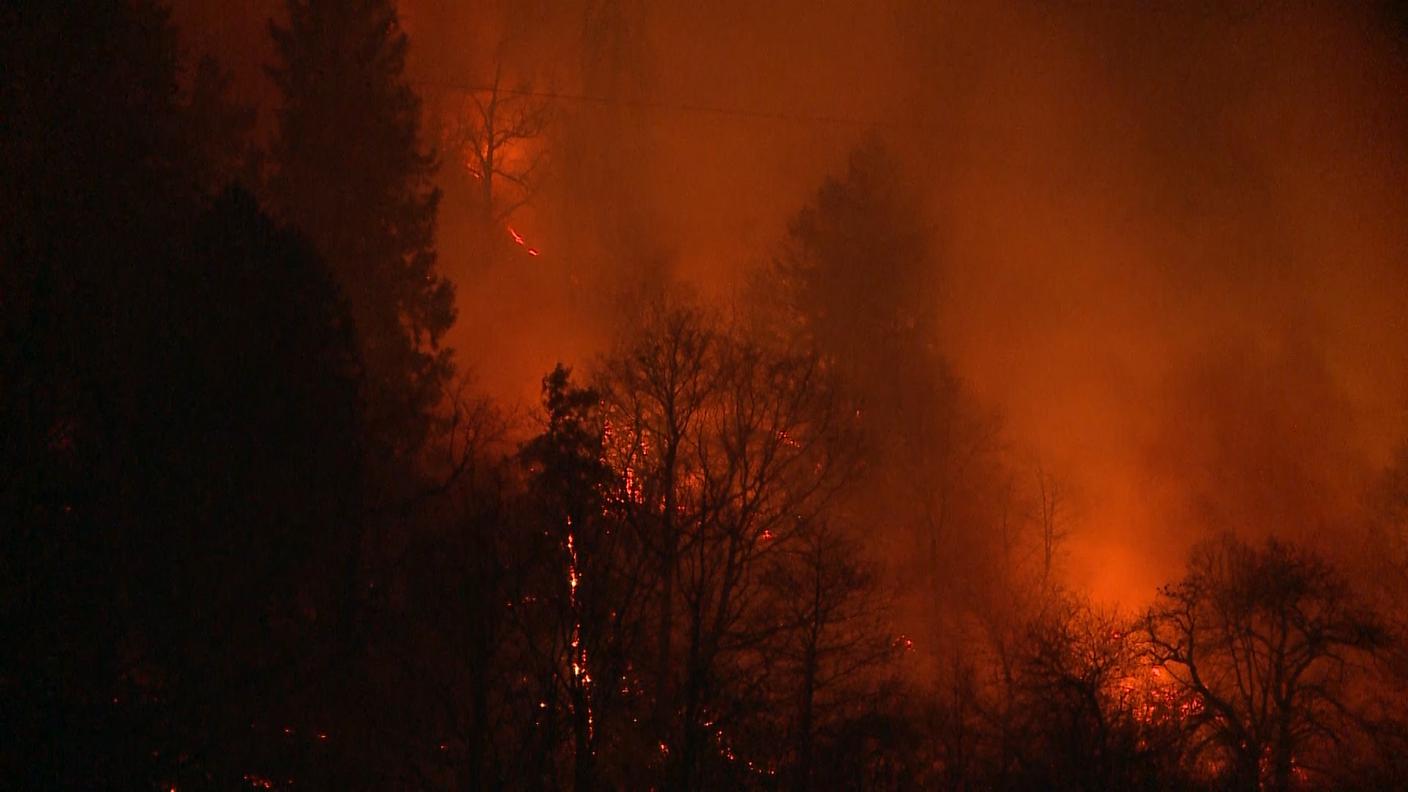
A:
<box><xmin>1</xmin><ymin>2</ymin><xmax>212</xmax><ymax>783</ymax></box>
<box><xmin>129</xmin><ymin>186</ymin><xmax>366</xmax><ymax>788</ymax></box>
<box><xmin>1011</xmin><ymin>597</ymin><xmax>1189</xmax><ymax>791</ymax></box>
<box><xmin>1144</xmin><ymin>534</ymin><xmax>1389</xmax><ymax>792</ymax></box>
<box><xmin>387</xmin><ymin>393</ymin><xmax>527</xmax><ymax>789</ymax></box>
<box><xmin>599</xmin><ymin>297</ymin><xmax>854</xmax><ymax>790</ymax></box>
<box><xmin>266</xmin><ymin>13</ymin><xmax>462</xmax><ymax>778</ymax></box>
<box><xmin>183</xmin><ymin>56</ymin><xmax>260</xmax><ymax>195</ymax></box>
<box><xmin>519</xmin><ymin>365</ymin><xmax>652</xmax><ymax>791</ymax></box>
<box><xmin>1</xmin><ymin>5</ymin><xmax>367</xmax><ymax>785</ymax></box>
<box><xmin>760</xmin><ymin>521</ymin><xmax>902</xmax><ymax>791</ymax></box>
<box><xmin>455</xmin><ymin>60</ymin><xmax>552</xmax><ymax>230</ymax></box>
<box><xmin>598</xmin><ymin>297</ymin><xmax>720</xmax><ymax>763</ymax></box>
<box><xmin>776</xmin><ymin>141</ymin><xmax>937</xmax><ymax>385</ymax></box>
<box><xmin>1032</xmin><ymin>463</ymin><xmax>1072</xmax><ymax>590</ymax></box>
<box><xmin>268</xmin><ymin>0</ymin><xmax>455</xmax><ymax>469</ymax></box>
<box><xmin>11</xmin><ymin>6</ymin><xmax>1408</xmax><ymax>790</ymax></box>
<box><xmin>768</xmin><ymin>140</ymin><xmax>1012</xmax><ymax>655</ymax></box>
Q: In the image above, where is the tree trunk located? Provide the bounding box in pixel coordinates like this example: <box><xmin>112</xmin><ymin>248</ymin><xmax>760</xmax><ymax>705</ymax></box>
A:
<box><xmin>676</xmin><ymin>593</ymin><xmax>712</xmax><ymax>792</ymax></box>
<box><xmin>1269</xmin><ymin>718</ymin><xmax>1293</xmax><ymax>792</ymax></box>
<box><xmin>572</xmin><ymin>683</ymin><xmax>595</xmax><ymax>792</ymax></box>
<box><xmin>653</xmin><ymin>442</ymin><xmax>680</xmax><ymax>748</ymax></box>
<box><xmin>794</xmin><ymin>648</ymin><xmax>817</xmax><ymax>792</ymax></box>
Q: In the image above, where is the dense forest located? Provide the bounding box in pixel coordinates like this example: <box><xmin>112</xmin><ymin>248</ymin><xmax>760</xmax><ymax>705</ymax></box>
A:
<box><xmin>6</xmin><ymin>2</ymin><xmax>1408</xmax><ymax>790</ymax></box>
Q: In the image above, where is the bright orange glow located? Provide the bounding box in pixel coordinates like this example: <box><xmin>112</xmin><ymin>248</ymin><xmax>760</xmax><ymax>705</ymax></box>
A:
<box><xmin>506</xmin><ymin>225</ymin><xmax>540</xmax><ymax>256</ymax></box>
<box><xmin>565</xmin><ymin>519</ymin><xmax>594</xmax><ymax>739</ymax></box>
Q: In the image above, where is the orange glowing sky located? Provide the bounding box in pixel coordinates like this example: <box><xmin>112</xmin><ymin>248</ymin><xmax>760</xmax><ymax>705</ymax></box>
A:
<box><xmin>173</xmin><ymin>0</ymin><xmax>1408</xmax><ymax>606</ymax></box>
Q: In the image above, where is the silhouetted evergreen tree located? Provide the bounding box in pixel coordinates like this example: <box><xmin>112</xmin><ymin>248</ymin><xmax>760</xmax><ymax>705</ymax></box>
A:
<box><xmin>265</xmin><ymin>8</ymin><xmax>465</xmax><ymax>784</ymax></box>
<box><xmin>1</xmin><ymin>4</ymin><xmax>203</xmax><ymax>783</ymax></box>
<box><xmin>268</xmin><ymin>0</ymin><xmax>455</xmax><ymax>471</ymax></box>
<box><xmin>519</xmin><ymin>365</ymin><xmax>655</xmax><ymax>790</ymax></box>
<box><xmin>768</xmin><ymin>140</ymin><xmax>1014</xmax><ymax>683</ymax></box>
<box><xmin>1</xmin><ymin>4</ymin><xmax>366</xmax><ymax>786</ymax></box>
<box><xmin>125</xmin><ymin>187</ymin><xmax>366</xmax><ymax>789</ymax></box>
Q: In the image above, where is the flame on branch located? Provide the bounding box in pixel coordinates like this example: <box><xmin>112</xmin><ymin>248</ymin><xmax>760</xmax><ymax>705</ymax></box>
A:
<box><xmin>453</xmin><ymin>60</ymin><xmax>552</xmax><ymax>227</ymax></box>
<box><xmin>507</xmin><ymin>224</ymin><xmax>540</xmax><ymax>256</ymax></box>
<box><xmin>565</xmin><ymin>520</ymin><xmax>594</xmax><ymax>738</ymax></box>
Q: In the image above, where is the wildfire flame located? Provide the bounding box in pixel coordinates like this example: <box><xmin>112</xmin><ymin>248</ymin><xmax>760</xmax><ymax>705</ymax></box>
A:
<box><xmin>507</xmin><ymin>224</ymin><xmax>539</xmax><ymax>256</ymax></box>
<box><xmin>565</xmin><ymin>519</ymin><xmax>595</xmax><ymax>739</ymax></box>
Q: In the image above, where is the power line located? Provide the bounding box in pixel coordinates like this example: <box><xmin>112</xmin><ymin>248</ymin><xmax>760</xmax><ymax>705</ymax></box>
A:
<box><xmin>412</xmin><ymin>78</ymin><xmax>924</xmax><ymax>131</ymax></box>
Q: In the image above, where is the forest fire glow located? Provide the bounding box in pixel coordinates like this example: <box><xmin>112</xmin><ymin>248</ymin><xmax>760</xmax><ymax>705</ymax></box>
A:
<box><xmin>9</xmin><ymin>1</ymin><xmax>1408</xmax><ymax>790</ymax></box>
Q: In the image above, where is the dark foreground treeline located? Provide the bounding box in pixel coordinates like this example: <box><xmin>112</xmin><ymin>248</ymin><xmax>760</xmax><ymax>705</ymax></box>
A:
<box><xmin>5</xmin><ymin>2</ymin><xmax>1408</xmax><ymax>790</ymax></box>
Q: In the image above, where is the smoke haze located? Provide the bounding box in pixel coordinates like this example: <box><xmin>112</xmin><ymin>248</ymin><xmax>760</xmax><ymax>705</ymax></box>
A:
<box><xmin>172</xmin><ymin>0</ymin><xmax>1408</xmax><ymax>605</ymax></box>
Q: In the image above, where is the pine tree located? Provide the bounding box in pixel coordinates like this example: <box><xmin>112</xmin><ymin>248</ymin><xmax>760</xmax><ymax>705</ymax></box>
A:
<box><xmin>268</xmin><ymin>0</ymin><xmax>456</xmax><ymax>469</ymax></box>
<box><xmin>2</xmin><ymin>4</ymin><xmax>368</xmax><ymax>784</ymax></box>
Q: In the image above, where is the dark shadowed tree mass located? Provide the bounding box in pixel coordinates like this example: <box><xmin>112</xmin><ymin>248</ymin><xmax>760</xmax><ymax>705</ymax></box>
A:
<box><xmin>1144</xmin><ymin>535</ymin><xmax>1390</xmax><ymax>792</ymax></box>
<box><xmin>268</xmin><ymin>0</ymin><xmax>455</xmax><ymax>469</ymax></box>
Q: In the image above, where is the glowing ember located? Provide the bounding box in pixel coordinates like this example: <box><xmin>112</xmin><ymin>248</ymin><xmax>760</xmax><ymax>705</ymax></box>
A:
<box><xmin>506</xmin><ymin>224</ymin><xmax>540</xmax><ymax>256</ymax></box>
<box><xmin>565</xmin><ymin>519</ymin><xmax>595</xmax><ymax>740</ymax></box>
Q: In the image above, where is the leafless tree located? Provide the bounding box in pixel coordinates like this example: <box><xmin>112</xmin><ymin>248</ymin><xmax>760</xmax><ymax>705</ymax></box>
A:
<box><xmin>1013</xmin><ymin>596</ymin><xmax>1190</xmax><ymax>791</ymax></box>
<box><xmin>505</xmin><ymin>365</ymin><xmax>656</xmax><ymax>790</ymax></box>
<box><xmin>596</xmin><ymin>296</ymin><xmax>853</xmax><ymax>789</ymax></box>
<box><xmin>456</xmin><ymin>60</ymin><xmax>552</xmax><ymax>228</ymax></box>
<box><xmin>1032</xmin><ymin>462</ymin><xmax>1070</xmax><ymax>589</ymax></box>
<box><xmin>1143</xmin><ymin>533</ymin><xmax>1389</xmax><ymax>792</ymax></box>
<box><xmin>394</xmin><ymin>393</ymin><xmax>524</xmax><ymax>789</ymax></box>
<box><xmin>598</xmin><ymin>297</ymin><xmax>720</xmax><ymax>764</ymax></box>
<box><xmin>673</xmin><ymin>327</ymin><xmax>854</xmax><ymax>789</ymax></box>
<box><xmin>761</xmin><ymin>521</ymin><xmax>901</xmax><ymax>791</ymax></box>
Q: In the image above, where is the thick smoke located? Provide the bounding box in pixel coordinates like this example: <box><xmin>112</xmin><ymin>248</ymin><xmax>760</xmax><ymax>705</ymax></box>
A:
<box><xmin>171</xmin><ymin>0</ymin><xmax>1408</xmax><ymax>605</ymax></box>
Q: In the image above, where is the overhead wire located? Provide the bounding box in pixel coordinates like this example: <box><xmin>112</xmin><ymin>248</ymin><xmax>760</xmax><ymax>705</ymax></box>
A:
<box><xmin>412</xmin><ymin>78</ymin><xmax>929</xmax><ymax>131</ymax></box>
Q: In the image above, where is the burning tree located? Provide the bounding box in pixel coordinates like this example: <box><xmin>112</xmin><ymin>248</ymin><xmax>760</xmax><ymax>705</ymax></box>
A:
<box><xmin>517</xmin><ymin>365</ymin><xmax>653</xmax><ymax>790</ymax></box>
<box><xmin>597</xmin><ymin>296</ymin><xmax>855</xmax><ymax>789</ymax></box>
<box><xmin>598</xmin><ymin>297</ymin><xmax>719</xmax><ymax>766</ymax></box>
<box><xmin>455</xmin><ymin>60</ymin><xmax>553</xmax><ymax>232</ymax></box>
<box><xmin>1008</xmin><ymin>597</ymin><xmax>1190</xmax><ymax>791</ymax></box>
<box><xmin>1143</xmin><ymin>534</ymin><xmax>1389</xmax><ymax>792</ymax></box>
